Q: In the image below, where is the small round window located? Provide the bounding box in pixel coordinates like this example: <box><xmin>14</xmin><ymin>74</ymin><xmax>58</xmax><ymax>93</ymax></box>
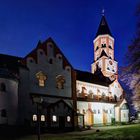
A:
<box><xmin>109</xmin><ymin>60</ymin><xmax>113</xmax><ymax>65</ymax></box>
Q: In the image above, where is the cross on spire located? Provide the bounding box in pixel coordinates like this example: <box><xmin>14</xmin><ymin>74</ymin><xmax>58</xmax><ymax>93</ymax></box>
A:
<box><xmin>102</xmin><ymin>8</ymin><xmax>105</xmax><ymax>16</ymax></box>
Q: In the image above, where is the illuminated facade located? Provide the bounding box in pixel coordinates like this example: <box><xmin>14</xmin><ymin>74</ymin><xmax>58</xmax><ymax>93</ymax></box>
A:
<box><xmin>0</xmin><ymin>15</ymin><xmax>129</xmax><ymax>130</ymax></box>
<box><xmin>76</xmin><ymin>15</ymin><xmax>129</xmax><ymax>126</ymax></box>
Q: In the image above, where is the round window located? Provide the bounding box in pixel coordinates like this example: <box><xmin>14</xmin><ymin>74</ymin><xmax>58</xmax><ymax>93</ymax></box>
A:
<box><xmin>109</xmin><ymin>60</ymin><xmax>113</xmax><ymax>65</ymax></box>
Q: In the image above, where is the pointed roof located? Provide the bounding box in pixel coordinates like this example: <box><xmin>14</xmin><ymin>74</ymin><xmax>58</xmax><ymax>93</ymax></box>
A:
<box><xmin>115</xmin><ymin>99</ymin><xmax>128</xmax><ymax>107</ymax></box>
<box><xmin>96</xmin><ymin>16</ymin><xmax>112</xmax><ymax>37</ymax></box>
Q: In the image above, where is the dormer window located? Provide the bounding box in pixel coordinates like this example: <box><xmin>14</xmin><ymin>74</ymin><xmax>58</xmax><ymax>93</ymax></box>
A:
<box><xmin>56</xmin><ymin>75</ymin><xmax>65</xmax><ymax>89</ymax></box>
<box><xmin>36</xmin><ymin>71</ymin><xmax>47</xmax><ymax>87</ymax></box>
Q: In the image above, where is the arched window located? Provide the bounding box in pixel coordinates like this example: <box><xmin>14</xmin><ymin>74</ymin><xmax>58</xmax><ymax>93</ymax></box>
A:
<box><xmin>56</xmin><ymin>75</ymin><xmax>65</xmax><ymax>89</ymax></box>
<box><xmin>56</xmin><ymin>54</ymin><xmax>62</xmax><ymax>60</ymax></box>
<box><xmin>121</xmin><ymin>103</ymin><xmax>128</xmax><ymax>110</ymax></box>
<box><xmin>52</xmin><ymin>115</ymin><xmax>57</xmax><ymax>122</ymax></box>
<box><xmin>36</xmin><ymin>71</ymin><xmax>47</xmax><ymax>87</ymax></box>
<box><xmin>33</xmin><ymin>114</ymin><xmax>37</xmax><ymax>121</ymax></box>
<box><xmin>0</xmin><ymin>83</ymin><xmax>6</xmax><ymax>92</ymax></box>
<box><xmin>65</xmin><ymin>66</ymin><xmax>71</xmax><ymax>72</ymax></box>
<box><xmin>67</xmin><ymin>116</ymin><xmax>71</xmax><ymax>122</ymax></box>
<box><xmin>41</xmin><ymin>115</ymin><xmax>45</xmax><ymax>122</ymax></box>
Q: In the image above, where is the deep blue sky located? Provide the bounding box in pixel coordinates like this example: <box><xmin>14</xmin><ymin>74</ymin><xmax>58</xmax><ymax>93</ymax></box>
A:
<box><xmin>0</xmin><ymin>0</ymin><xmax>139</xmax><ymax>71</ymax></box>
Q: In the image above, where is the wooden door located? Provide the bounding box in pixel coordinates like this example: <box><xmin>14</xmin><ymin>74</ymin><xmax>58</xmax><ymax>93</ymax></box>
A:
<box><xmin>86</xmin><ymin>110</ymin><xmax>93</xmax><ymax>126</ymax></box>
<box><xmin>103</xmin><ymin>110</ymin><xmax>107</xmax><ymax>125</ymax></box>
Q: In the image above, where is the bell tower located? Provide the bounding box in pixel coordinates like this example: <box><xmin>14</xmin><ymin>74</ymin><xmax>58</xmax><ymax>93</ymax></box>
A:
<box><xmin>91</xmin><ymin>14</ymin><xmax>118</xmax><ymax>78</ymax></box>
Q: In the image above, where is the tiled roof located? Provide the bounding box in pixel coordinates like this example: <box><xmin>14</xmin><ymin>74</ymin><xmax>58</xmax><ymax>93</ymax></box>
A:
<box><xmin>76</xmin><ymin>67</ymin><xmax>114</xmax><ymax>86</ymax></box>
<box><xmin>0</xmin><ymin>54</ymin><xmax>26</xmax><ymax>71</ymax></box>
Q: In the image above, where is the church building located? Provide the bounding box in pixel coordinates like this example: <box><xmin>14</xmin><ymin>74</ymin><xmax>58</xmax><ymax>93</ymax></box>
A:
<box><xmin>0</xmin><ymin>15</ymin><xmax>129</xmax><ymax>131</ymax></box>
<box><xmin>76</xmin><ymin>15</ymin><xmax>129</xmax><ymax>127</ymax></box>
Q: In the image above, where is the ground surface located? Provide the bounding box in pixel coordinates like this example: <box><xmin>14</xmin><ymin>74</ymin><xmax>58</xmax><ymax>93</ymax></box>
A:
<box><xmin>16</xmin><ymin>124</ymin><xmax>140</xmax><ymax>140</ymax></box>
<box><xmin>18</xmin><ymin>124</ymin><xmax>140</xmax><ymax>140</ymax></box>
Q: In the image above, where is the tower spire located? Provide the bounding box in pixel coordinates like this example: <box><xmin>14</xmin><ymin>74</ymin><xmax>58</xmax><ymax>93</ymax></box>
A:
<box><xmin>95</xmin><ymin>14</ymin><xmax>112</xmax><ymax>37</ymax></box>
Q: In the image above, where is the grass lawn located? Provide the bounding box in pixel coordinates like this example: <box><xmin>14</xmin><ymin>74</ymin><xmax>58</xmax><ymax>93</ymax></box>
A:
<box><xmin>17</xmin><ymin>124</ymin><xmax>140</xmax><ymax>140</ymax></box>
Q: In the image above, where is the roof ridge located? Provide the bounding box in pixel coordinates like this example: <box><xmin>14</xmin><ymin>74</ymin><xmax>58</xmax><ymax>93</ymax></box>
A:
<box><xmin>0</xmin><ymin>53</ymin><xmax>22</xmax><ymax>59</ymax></box>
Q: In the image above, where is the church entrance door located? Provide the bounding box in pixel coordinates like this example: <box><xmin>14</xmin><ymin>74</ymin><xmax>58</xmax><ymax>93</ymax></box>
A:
<box><xmin>103</xmin><ymin>110</ymin><xmax>107</xmax><ymax>125</ymax></box>
<box><xmin>85</xmin><ymin>109</ymin><xmax>93</xmax><ymax>126</ymax></box>
<box><xmin>59</xmin><ymin>116</ymin><xmax>65</xmax><ymax>129</ymax></box>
